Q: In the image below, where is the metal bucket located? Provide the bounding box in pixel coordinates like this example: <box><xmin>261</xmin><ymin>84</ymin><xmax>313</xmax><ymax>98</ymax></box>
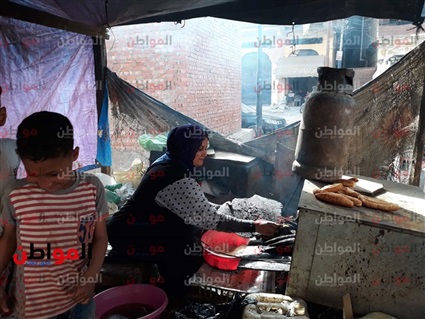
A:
<box><xmin>292</xmin><ymin>67</ymin><xmax>356</xmax><ymax>182</ymax></box>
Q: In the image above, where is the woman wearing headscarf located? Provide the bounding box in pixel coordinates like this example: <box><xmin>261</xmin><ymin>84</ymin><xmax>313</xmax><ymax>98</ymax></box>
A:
<box><xmin>107</xmin><ymin>124</ymin><xmax>278</xmax><ymax>295</ymax></box>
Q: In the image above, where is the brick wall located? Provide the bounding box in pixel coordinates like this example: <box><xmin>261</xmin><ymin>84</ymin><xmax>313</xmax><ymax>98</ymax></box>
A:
<box><xmin>106</xmin><ymin>18</ymin><xmax>242</xmax><ymax>136</ymax></box>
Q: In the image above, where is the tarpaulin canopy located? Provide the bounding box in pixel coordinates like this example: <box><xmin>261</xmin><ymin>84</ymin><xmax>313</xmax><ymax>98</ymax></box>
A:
<box><xmin>1</xmin><ymin>0</ymin><xmax>424</xmax><ymax>38</ymax></box>
<box><xmin>1</xmin><ymin>0</ymin><xmax>425</xmax><ymax>181</ymax></box>
<box><xmin>0</xmin><ymin>16</ymin><xmax>98</xmax><ymax>169</ymax></box>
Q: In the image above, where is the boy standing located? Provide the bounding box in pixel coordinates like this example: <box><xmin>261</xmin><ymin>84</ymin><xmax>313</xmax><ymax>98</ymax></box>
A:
<box><xmin>0</xmin><ymin>111</ymin><xmax>108</xmax><ymax>319</ymax></box>
<box><xmin>0</xmin><ymin>101</ymin><xmax>21</xmax><ymax>317</ymax></box>
<box><xmin>0</xmin><ymin>104</ymin><xmax>21</xmax><ymax>194</ymax></box>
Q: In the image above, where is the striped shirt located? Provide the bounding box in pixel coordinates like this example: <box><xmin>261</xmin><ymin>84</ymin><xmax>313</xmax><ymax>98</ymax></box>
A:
<box><xmin>0</xmin><ymin>172</ymin><xmax>108</xmax><ymax>319</ymax></box>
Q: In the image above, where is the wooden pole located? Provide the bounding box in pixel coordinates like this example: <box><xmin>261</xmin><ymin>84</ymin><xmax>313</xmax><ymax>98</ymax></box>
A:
<box><xmin>412</xmin><ymin>70</ymin><xmax>425</xmax><ymax>186</ymax></box>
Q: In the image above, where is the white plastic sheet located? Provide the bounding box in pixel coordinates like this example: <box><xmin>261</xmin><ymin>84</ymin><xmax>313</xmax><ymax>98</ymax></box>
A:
<box><xmin>0</xmin><ymin>16</ymin><xmax>97</xmax><ymax>170</ymax></box>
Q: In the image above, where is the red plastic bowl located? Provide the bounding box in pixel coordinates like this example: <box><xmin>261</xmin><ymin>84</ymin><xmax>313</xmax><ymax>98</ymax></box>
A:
<box><xmin>201</xmin><ymin>230</ymin><xmax>250</xmax><ymax>271</ymax></box>
<box><xmin>94</xmin><ymin>284</ymin><xmax>168</xmax><ymax>319</ymax></box>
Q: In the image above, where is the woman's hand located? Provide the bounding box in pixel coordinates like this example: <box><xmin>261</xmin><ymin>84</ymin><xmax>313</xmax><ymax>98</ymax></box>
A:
<box><xmin>254</xmin><ymin>220</ymin><xmax>279</xmax><ymax>237</ymax></box>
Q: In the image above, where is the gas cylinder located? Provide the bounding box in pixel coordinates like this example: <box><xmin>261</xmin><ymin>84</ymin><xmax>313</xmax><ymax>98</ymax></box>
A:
<box><xmin>292</xmin><ymin>67</ymin><xmax>356</xmax><ymax>182</ymax></box>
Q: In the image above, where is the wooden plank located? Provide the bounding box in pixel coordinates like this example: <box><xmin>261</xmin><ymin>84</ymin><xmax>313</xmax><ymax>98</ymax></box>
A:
<box><xmin>343</xmin><ymin>293</ymin><xmax>353</xmax><ymax>319</ymax></box>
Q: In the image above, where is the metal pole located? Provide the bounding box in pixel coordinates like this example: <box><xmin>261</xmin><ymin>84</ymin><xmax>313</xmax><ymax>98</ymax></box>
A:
<box><xmin>359</xmin><ymin>17</ymin><xmax>365</xmax><ymax>61</ymax></box>
<box><xmin>326</xmin><ymin>21</ymin><xmax>332</xmax><ymax>67</ymax></box>
<box><xmin>256</xmin><ymin>24</ymin><xmax>263</xmax><ymax>136</ymax></box>
<box><xmin>337</xmin><ymin>20</ymin><xmax>345</xmax><ymax>68</ymax></box>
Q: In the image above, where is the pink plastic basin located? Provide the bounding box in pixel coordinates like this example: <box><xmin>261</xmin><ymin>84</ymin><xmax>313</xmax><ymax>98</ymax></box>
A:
<box><xmin>201</xmin><ymin>230</ymin><xmax>250</xmax><ymax>271</ymax></box>
<box><xmin>94</xmin><ymin>284</ymin><xmax>168</xmax><ymax>319</ymax></box>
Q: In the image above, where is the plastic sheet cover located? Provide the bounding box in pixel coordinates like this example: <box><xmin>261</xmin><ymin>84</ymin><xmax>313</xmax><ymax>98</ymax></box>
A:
<box><xmin>0</xmin><ymin>17</ymin><xmax>97</xmax><ymax>170</ymax></box>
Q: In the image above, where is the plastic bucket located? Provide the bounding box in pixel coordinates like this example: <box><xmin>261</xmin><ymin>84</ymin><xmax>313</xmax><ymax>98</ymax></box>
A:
<box><xmin>94</xmin><ymin>284</ymin><xmax>168</xmax><ymax>319</ymax></box>
<box><xmin>201</xmin><ymin>230</ymin><xmax>250</xmax><ymax>271</ymax></box>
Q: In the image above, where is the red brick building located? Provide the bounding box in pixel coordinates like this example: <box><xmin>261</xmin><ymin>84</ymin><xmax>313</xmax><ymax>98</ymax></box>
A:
<box><xmin>106</xmin><ymin>18</ymin><xmax>242</xmax><ymax>136</ymax></box>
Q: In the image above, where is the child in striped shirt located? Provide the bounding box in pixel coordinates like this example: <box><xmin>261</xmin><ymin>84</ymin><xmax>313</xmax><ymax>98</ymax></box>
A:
<box><xmin>0</xmin><ymin>111</ymin><xmax>108</xmax><ymax>319</ymax></box>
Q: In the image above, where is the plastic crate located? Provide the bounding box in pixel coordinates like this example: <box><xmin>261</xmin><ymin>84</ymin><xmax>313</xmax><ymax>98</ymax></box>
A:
<box><xmin>193</xmin><ymin>284</ymin><xmax>248</xmax><ymax>303</ymax></box>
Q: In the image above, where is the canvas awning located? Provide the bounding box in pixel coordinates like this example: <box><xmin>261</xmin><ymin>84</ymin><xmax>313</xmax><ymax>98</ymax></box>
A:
<box><xmin>0</xmin><ymin>0</ymin><xmax>424</xmax><ymax>38</ymax></box>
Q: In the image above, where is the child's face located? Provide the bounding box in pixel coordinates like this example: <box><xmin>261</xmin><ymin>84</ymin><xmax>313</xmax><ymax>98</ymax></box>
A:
<box><xmin>22</xmin><ymin>147</ymin><xmax>79</xmax><ymax>192</ymax></box>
